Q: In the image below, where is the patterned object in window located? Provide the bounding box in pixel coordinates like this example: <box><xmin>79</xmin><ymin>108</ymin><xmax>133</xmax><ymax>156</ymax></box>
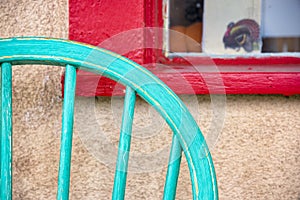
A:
<box><xmin>223</xmin><ymin>19</ymin><xmax>260</xmax><ymax>52</ymax></box>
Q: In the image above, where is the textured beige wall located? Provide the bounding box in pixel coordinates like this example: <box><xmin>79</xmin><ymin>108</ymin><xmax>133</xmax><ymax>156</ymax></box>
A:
<box><xmin>1</xmin><ymin>0</ymin><xmax>299</xmax><ymax>199</ymax></box>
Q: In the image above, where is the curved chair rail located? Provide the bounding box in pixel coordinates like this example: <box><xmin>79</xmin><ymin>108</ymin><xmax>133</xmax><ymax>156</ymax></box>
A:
<box><xmin>0</xmin><ymin>37</ymin><xmax>218</xmax><ymax>199</ymax></box>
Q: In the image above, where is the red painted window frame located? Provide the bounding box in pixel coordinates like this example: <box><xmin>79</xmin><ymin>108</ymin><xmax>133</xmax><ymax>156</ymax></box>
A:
<box><xmin>68</xmin><ymin>0</ymin><xmax>300</xmax><ymax>96</ymax></box>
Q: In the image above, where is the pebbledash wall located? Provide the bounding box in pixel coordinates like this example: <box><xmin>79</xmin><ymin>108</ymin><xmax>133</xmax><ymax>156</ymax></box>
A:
<box><xmin>1</xmin><ymin>0</ymin><xmax>299</xmax><ymax>199</ymax></box>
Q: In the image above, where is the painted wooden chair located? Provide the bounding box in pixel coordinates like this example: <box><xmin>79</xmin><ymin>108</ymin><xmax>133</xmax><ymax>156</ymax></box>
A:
<box><xmin>0</xmin><ymin>37</ymin><xmax>218</xmax><ymax>200</ymax></box>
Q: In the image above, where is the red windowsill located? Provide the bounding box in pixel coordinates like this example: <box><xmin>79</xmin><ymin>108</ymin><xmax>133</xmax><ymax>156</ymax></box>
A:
<box><xmin>61</xmin><ymin>56</ymin><xmax>300</xmax><ymax>96</ymax></box>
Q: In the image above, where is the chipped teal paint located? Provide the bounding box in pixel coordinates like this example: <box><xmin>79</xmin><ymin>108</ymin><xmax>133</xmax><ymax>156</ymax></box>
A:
<box><xmin>0</xmin><ymin>62</ymin><xmax>12</xmax><ymax>200</ymax></box>
<box><xmin>0</xmin><ymin>37</ymin><xmax>218</xmax><ymax>199</ymax></box>
<box><xmin>0</xmin><ymin>64</ymin><xmax>2</xmax><ymax>194</ymax></box>
<box><xmin>112</xmin><ymin>86</ymin><xmax>136</xmax><ymax>200</ymax></box>
<box><xmin>57</xmin><ymin>64</ymin><xmax>77</xmax><ymax>200</ymax></box>
<box><xmin>163</xmin><ymin>134</ymin><xmax>182</xmax><ymax>199</ymax></box>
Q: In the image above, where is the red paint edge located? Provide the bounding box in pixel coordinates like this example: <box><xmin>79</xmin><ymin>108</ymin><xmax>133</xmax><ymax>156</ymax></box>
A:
<box><xmin>213</xmin><ymin>57</ymin><xmax>300</xmax><ymax>65</ymax></box>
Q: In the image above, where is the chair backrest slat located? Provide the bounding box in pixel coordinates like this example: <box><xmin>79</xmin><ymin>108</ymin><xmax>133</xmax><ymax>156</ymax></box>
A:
<box><xmin>57</xmin><ymin>64</ymin><xmax>77</xmax><ymax>200</ymax></box>
<box><xmin>112</xmin><ymin>86</ymin><xmax>136</xmax><ymax>200</ymax></box>
<box><xmin>1</xmin><ymin>62</ymin><xmax>13</xmax><ymax>200</ymax></box>
<box><xmin>163</xmin><ymin>134</ymin><xmax>182</xmax><ymax>199</ymax></box>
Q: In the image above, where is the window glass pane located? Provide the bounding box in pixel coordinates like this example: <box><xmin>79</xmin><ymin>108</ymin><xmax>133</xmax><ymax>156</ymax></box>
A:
<box><xmin>262</xmin><ymin>0</ymin><xmax>300</xmax><ymax>52</ymax></box>
<box><xmin>169</xmin><ymin>0</ymin><xmax>204</xmax><ymax>53</ymax></box>
<box><xmin>166</xmin><ymin>0</ymin><xmax>299</xmax><ymax>55</ymax></box>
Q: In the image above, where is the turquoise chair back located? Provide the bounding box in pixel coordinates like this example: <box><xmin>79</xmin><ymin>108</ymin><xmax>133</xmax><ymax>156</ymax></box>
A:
<box><xmin>0</xmin><ymin>37</ymin><xmax>218</xmax><ymax>199</ymax></box>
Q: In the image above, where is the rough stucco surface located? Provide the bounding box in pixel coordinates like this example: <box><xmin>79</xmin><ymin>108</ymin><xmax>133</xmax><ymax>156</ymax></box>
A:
<box><xmin>1</xmin><ymin>0</ymin><xmax>300</xmax><ymax>199</ymax></box>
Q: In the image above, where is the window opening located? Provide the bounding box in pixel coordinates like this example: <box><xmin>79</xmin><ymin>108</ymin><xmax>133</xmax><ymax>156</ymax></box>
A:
<box><xmin>165</xmin><ymin>0</ymin><xmax>300</xmax><ymax>56</ymax></box>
